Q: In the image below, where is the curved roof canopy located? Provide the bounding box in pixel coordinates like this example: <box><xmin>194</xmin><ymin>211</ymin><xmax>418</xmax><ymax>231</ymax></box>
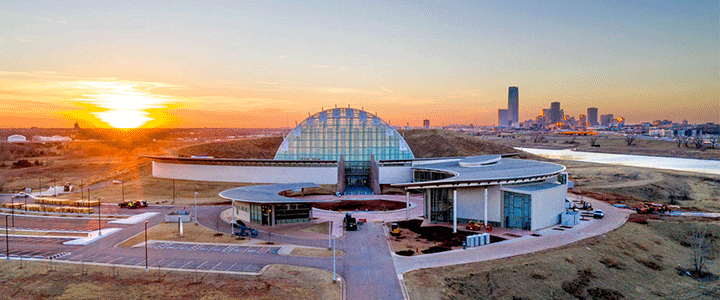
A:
<box><xmin>219</xmin><ymin>183</ymin><xmax>319</xmax><ymax>204</ymax></box>
<box><xmin>395</xmin><ymin>155</ymin><xmax>566</xmax><ymax>188</ymax></box>
<box><xmin>275</xmin><ymin>108</ymin><xmax>414</xmax><ymax>162</ymax></box>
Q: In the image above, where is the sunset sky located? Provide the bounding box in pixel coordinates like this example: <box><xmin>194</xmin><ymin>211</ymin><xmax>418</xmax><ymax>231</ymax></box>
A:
<box><xmin>1</xmin><ymin>1</ymin><xmax>718</xmax><ymax>128</ymax></box>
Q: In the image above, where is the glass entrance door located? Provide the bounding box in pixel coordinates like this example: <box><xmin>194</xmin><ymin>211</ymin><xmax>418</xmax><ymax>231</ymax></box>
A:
<box><xmin>503</xmin><ymin>191</ymin><xmax>531</xmax><ymax>230</ymax></box>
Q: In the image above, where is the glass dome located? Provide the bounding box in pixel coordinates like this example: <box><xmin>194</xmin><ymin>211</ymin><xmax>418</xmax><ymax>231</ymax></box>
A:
<box><xmin>275</xmin><ymin>108</ymin><xmax>415</xmax><ymax>162</ymax></box>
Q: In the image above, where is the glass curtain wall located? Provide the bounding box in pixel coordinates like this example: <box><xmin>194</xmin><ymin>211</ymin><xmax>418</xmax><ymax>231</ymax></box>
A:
<box><xmin>275</xmin><ymin>108</ymin><xmax>415</xmax><ymax>162</ymax></box>
<box><xmin>425</xmin><ymin>188</ymin><xmax>453</xmax><ymax>223</ymax></box>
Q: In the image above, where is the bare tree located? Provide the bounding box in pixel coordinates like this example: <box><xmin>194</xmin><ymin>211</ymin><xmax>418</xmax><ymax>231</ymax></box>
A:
<box><xmin>588</xmin><ymin>135</ymin><xmax>600</xmax><ymax>147</ymax></box>
<box><xmin>533</xmin><ymin>132</ymin><xmax>545</xmax><ymax>143</ymax></box>
<box><xmin>690</xmin><ymin>228</ymin><xmax>713</xmax><ymax>276</ymax></box>
<box><xmin>625</xmin><ymin>134</ymin><xmax>637</xmax><ymax>146</ymax></box>
<box><xmin>675</xmin><ymin>136</ymin><xmax>685</xmax><ymax>148</ymax></box>
<box><xmin>692</xmin><ymin>138</ymin><xmax>706</xmax><ymax>150</ymax></box>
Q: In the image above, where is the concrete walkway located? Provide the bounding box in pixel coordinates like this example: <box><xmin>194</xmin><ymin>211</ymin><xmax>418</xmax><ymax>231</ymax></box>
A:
<box><xmin>392</xmin><ymin>194</ymin><xmax>630</xmax><ymax>278</ymax></box>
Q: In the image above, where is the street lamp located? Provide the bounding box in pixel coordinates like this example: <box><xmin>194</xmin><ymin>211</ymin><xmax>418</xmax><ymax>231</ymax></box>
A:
<box><xmin>5</xmin><ymin>215</ymin><xmax>9</xmax><ymax>260</ymax></box>
<box><xmin>194</xmin><ymin>185</ymin><xmax>199</xmax><ymax>225</ymax></box>
<box><xmin>333</xmin><ymin>234</ymin><xmax>337</xmax><ymax>281</ymax></box>
<box><xmin>144</xmin><ymin>221</ymin><xmax>149</xmax><ymax>271</ymax></box>
<box><xmin>97</xmin><ymin>196</ymin><xmax>102</xmax><ymax>236</ymax></box>
<box><xmin>121</xmin><ymin>179</ymin><xmax>125</xmax><ymax>203</ymax></box>
<box><xmin>194</xmin><ymin>192</ymin><xmax>198</xmax><ymax>224</ymax></box>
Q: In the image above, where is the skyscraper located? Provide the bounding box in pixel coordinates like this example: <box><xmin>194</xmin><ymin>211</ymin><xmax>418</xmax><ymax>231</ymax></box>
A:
<box><xmin>550</xmin><ymin>102</ymin><xmax>561</xmax><ymax>123</ymax></box>
<box><xmin>423</xmin><ymin>119</ymin><xmax>430</xmax><ymax>128</ymax></box>
<box><xmin>587</xmin><ymin>107</ymin><xmax>598</xmax><ymax>126</ymax></box>
<box><xmin>498</xmin><ymin>109</ymin><xmax>509</xmax><ymax>127</ymax></box>
<box><xmin>508</xmin><ymin>87</ymin><xmax>519</xmax><ymax>123</ymax></box>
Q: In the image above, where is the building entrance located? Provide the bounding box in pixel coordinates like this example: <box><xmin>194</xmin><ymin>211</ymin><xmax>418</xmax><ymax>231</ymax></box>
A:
<box><xmin>344</xmin><ymin>161</ymin><xmax>373</xmax><ymax>195</ymax></box>
<box><xmin>503</xmin><ymin>191</ymin><xmax>531</xmax><ymax>230</ymax></box>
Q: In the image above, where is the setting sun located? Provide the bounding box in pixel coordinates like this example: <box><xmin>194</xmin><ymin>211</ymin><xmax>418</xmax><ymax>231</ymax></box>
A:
<box><xmin>93</xmin><ymin>109</ymin><xmax>152</xmax><ymax>129</ymax></box>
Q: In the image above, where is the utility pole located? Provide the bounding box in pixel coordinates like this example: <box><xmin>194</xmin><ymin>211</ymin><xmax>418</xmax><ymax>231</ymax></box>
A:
<box><xmin>333</xmin><ymin>235</ymin><xmax>337</xmax><ymax>281</ymax></box>
<box><xmin>194</xmin><ymin>185</ymin><xmax>199</xmax><ymax>224</ymax></box>
<box><xmin>5</xmin><ymin>215</ymin><xmax>9</xmax><ymax>260</ymax></box>
<box><xmin>98</xmin><ymin>197</ymin><xmax>102</xmax><ymax>235</ymax></box>
<box><xmin>172</xmin><ymin>179</ymin><xmax>175</xmax><ymax>205</ymax></box>
<box><xmin>144</xmin><ymin>221</ymin><xmax>149</xmax><ymax>271</ymax></box>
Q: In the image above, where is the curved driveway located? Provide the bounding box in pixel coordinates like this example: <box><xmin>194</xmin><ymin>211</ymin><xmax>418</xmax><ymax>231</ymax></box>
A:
<box><xmin>392</xmin><ymin>194</ymin><xmax>630</xmax><ymax>278</ymax></box>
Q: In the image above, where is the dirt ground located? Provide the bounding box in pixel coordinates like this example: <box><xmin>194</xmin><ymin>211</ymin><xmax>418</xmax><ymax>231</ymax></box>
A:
<box><xmin>492</xmin><ymin>134</ymin><xmax>720</xmax><ymax>161</ymax></box>
<box><xmin>0</xmin><ymin>261</ymin><xmax>340</xmax><ymax>300</ymax></box>
<box><xmin>388</xmin><ymin>220</ymin><xmax>505</xmax><ymax>256</ymax></box>
<box><xmin>118</xmin><ymin>222</ymin><xmax>252</xmax><ymax>247</ymax></box>
<box><xmin>404</xmin><ymin>218</ymin><xmax>720</xmax><ymax>300</ymax></box>
<box><xmin>561</xmin><ymin>160</ymin><xmax>720</xmax><ymax>212</ymax></box>
<box><xmin>400</xmin><ymin>129</ymin><xmax>539</xmax><ymax>159</ymax></box>
<box><xmin>289</xmin><ymin>247</ymin><xmax>342</xmax><ymax>257</ymax></box>
<box><xmin>312</xmin><ymin>200</ymin><xmax>406</xmax><ymax>212</ymax></box>
<box><xmin>172</xmin><ymin>136</ymin><xmax>283</xmax><ymax>158</ymax></box>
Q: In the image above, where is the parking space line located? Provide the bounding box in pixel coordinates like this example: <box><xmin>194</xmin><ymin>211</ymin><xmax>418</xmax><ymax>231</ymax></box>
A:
<box><xmin>107</xmin><ymin>257</ymin><xmax>124</xmax><ymax>264</ymax></box>
<box><xmin>196</xmin><ymin>261</ymin><xmax>208</xmax><ymax>269</ymax></box>
<box><xmin>180</xmin><ymin>260</ymin><xmax>194</xmax><ymax>268</ymax></box>
<box><xmin>209</xmin><ymin>262</ymin><xmax>223</xmax><ymax>270</ymax></box>
<box><xmin>227</xmin><ymin>262</ymin><xmax>237</xmax><ymax>271</ymax></box>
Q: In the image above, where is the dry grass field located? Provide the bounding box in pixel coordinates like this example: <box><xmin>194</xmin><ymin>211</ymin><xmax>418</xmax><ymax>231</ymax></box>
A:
<box><xmin>0</xmin><ymin>260</ymin><xmax>340</xmax><ymax>300</ymax></box>
<box><xmin>563</xmin><ymin>160</ymin><xmax>720</xmax><ymax>212</ymax></box>
<box><xmin>405</xmin><ymin>218</ymin><xmax>720</xmax><ymax>300</ymax></box>
<box><xmin>492</xmin><ymin>134</ymin><xmax>720</xmax><ymax>161</ymax></box>
<box><xmin>117</xmin><ymin>222</ymin><xmax>252</xmax><ymax>247</ymax></box>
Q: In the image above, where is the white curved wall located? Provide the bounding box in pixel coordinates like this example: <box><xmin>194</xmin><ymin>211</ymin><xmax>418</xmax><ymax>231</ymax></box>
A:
<box><xmin>378</xmin><ymin>166</ymin><xmax>413</xmax><ymax>184</ymax></box>
<box><xmin>153</xmin><ymin>162</ymin><xmax>338</xmax><ymax>184</ymax></box>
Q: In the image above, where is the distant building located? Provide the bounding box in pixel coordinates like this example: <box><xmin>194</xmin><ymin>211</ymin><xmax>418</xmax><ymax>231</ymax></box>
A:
<box><xmin>587</xmin><ymin>107</ymin><xmax>598</xmax><ymax>126</ymax></box>
<box><xmin>498</xmin><ymin>109</ymin><xmax>510</xmax><ymax>127</ymax></box>
<box><xmin>578</xmin><ymin>114</ymin><xmax>587</xmax><ymax>127</ymax></box>
<box><xmin>7</xmin><ymin>134</ymin><xmax>27</xmax><ymax>143</ymax></box>
<box><xmin>508</xmin><ymin>87</ymin><xmax>519</xmax><ymax>123</ymax></box>
<box><xmin>542</xmin><ymin>109</ymin><xmax>551</xmax><ymax>124</ymax></box>
<box><xmin>600</xmin><ymin>114</ymin><xmax>615</xmax><ymax>126</ymax></box>
<box><xmin>423</xmin><ymin>119</ymin><xmax>430</xmax><ymax>128</ymax></box>
<box><xmin>550</xmin><ymin>102</ymin><xmax>562</xmax><ymax>123</ymax></box>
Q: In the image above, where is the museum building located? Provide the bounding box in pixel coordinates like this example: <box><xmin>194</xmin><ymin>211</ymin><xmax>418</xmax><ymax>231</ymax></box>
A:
<box><xmin>149</xmin><ymin>108</ymin><xmax>568</xmax><ymax>230</ymax></box>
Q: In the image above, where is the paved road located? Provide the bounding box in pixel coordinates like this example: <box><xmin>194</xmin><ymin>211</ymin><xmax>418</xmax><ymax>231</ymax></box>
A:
<box><xmin>343</xmin><ymin>222</ymin><xmax>404</xmax><ymax>300</ymax></box>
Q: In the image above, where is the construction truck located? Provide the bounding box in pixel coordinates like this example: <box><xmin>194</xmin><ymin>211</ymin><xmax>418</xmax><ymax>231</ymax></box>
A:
<box><xmin>234</xmin><ymin>225</ymin><xmax>259</xmax><ymax>237</ymax></box>
<box><xmin>118</xmin><ymin>200</ymin><xmax>148</xmax><ymax>209</ymax></box>
<box><xmin>634</xmin><ymin>203</ymin><xmax>670</xmax><ymax>214</ymax></box>
<box><xmin>390</xmin><ymin>223</ymin><xmax>400</xmax><ymax>235</ymax></box>
<box><xmin>466</xmin><ymin>221</ymin><xmax>493</xmax><ymax>232</ymax></box>
<box><xmin>344</xmin><ymin>213</ymin><xmax>358</xmax><ymax>231</ymax></box>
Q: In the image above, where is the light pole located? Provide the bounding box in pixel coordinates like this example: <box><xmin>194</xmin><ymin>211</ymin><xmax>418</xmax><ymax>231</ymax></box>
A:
<box><xmin>328</xmin><ymin>220</ymin><xmax>332</xmax><ymax>248</ymax></box>
<box><xmin>98</xmin><ymin>197</ymin><xmax>102</xmax><ymax>235</ymax></box>
<box><xmin>194</xmin><ymin>192</ymin><xmax>198</xmax><ymax>224</ymax></box>
<box><xmin>53</xmin><ymin>179</ymin><xmax>56</xmax><ymax>196</ymax></box>
<box><xmin>172</xmin><ymin>179</ymin><xmax>176</xmax><ymax>205</ymax></box>
<box><xmin>144</xmin><ymin>221</ymin><xmax>149</xmax><ymax>271</ymax></box>
<box><xmin>332</xmin><ymin>235</ymin><xmax>337</xmax><ymax>281</ymax></box>
<box><xmin>121</xmin><ymin>180</ymin><xmax>124</xmax><ymax>203</ymax></box>
<box><xmin>5</xmin><ymin>215</ymin><xmax>9</xmax><ymax>260</ymax></box>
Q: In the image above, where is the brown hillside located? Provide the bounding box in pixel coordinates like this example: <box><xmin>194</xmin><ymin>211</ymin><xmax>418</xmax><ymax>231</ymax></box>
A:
<box><xmin>401</xmin><ymin>129</ymin><xmax>536</xmax><ymax>159</ymax></box>
<box><xmin>174</xmin><ymin>130</ymin><xmax>534</xmax><ymax>159</ymax></box>
<box><xmin>173</xmin><ymin>136</ymin><xmax>283</xmax><ymax>159</ymax></box>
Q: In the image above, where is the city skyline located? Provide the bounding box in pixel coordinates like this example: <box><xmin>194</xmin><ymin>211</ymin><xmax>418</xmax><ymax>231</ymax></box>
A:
<box><xmin>1</xmin><ymin>1</ymin><xmax>718</xmax><ymax>128</ymax></box>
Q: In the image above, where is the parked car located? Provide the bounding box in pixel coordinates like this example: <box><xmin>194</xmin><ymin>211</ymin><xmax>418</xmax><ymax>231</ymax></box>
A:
<box><xmin>593</xmin><ymin>210</ymin><xmax>605</xmax><ymax>219</ymax></box>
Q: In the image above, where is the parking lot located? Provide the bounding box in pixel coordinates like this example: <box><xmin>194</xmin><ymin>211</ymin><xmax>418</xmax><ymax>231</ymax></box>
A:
<box><xmin>147</xmin><ymin>242</ymin><xmax>281</xmax><ymax>255</ymax></box>
<box><xmin>57</xmin><ymin>252</ymin><xmax>266</xmax><ymax>273</ymax></box>
<box><xmin>1</xmin><ymin>214</ymin><xmax>115</xmax><ymax>232</ymax></box>
<box><xmin>0</xmin><ymin>248</ymin><xmax>71</xmax><ymax>260</ymax></box>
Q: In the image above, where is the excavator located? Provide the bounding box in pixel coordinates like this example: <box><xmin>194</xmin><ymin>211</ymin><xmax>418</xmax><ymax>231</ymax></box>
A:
<box><xmin>465</xmin><ymin>221</ymin><xmax>492</xmax><ymax>232</ymax></box>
